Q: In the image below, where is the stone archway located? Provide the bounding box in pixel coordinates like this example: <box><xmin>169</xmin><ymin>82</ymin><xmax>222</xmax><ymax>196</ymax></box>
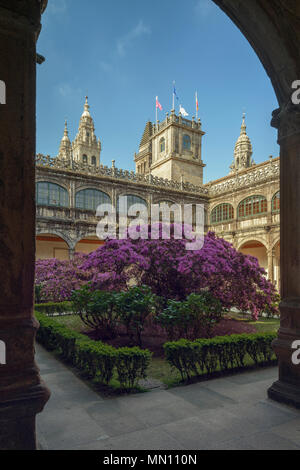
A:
<box><xmin>212</xmin><ymin>0</ymin><xmax>300</xmax><ymax>409</ymax></box>
<box><xmin>239</xmin><ymin>240</ymin><xmax>268</xmax><ymax>273</ymax></box>
<box><xmin>36</xmin><ymin>233</ymin><xmax>70</xmax><ymax>260</ymax></box>
<box><xmin>1</xmin><ymin>0</ymin><xmax>300</xmax><ymax>450</ymax></box>
<box><xmin>75</xmin><ymin>235</ymin><xmax>105</xmax><ymax>255</ymax></box>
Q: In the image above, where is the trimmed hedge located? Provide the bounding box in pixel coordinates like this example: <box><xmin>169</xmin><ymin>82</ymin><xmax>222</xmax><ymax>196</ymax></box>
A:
<box><xmin>35</xmin><ymin>312</ymin><xmax>152</xmax><ymax>389</ymax></box>
<box><xmin>164</xmin><ymin>333</ymin><xmax>277</xmax><ymax>380</ymax></box>
<box><xmin>35</xmin><ymin>301</ymin><xmax>73</xmax><ymax>316</ymax></box>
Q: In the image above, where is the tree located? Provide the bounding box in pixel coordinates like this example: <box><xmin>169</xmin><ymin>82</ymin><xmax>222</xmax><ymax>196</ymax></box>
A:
<box><xmin>82</xmin><ymin>227</ymin><xmax>278</xmax><ymax>320</ymax></box>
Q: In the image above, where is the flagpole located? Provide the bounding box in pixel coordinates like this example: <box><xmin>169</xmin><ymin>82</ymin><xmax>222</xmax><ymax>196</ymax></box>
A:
<box><xmin>196</xmin><ymin>91</ymin><xmax>198</xmax><ymax>120</ymax></box>
<box><xmin>156</xmin><ymin>96</ymin><xmax>157</xmax><ymax>122</ymax></box>
<box><xmin>172</xmin><ymin>81</ymin><xmax>175</xmax><ymax>111</ymax></box>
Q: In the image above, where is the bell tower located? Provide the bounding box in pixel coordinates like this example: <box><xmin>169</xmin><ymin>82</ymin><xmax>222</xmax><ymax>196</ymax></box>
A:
<box><xmin>72</xmin><ymin>97</ymin><xmax>101</xmax><ymax>166</ymax></box>
<box><xmin>58</xmin><ymin>120</ymin><xmax>72</xmax><ymax>160</ymax></box>
<box><xmin>135</xmin><ymin>109</ymin><xmax>206</xmax><ymax>186</ymax></box>
<box><xmin>230</xmin><ymin>114</ymin><xmax>254</xmax><ymax>172</ymax></box>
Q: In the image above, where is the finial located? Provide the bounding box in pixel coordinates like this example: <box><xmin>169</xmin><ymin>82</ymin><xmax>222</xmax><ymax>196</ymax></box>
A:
<box><xmin>62</xmin><ymin>120</ymin><xmax>69</xmax><ymax>139</ymax></box>
<box><xmin>240</xmin><ymin>112</ymin><xmax>246</xmax><ymax>134</ymax></box>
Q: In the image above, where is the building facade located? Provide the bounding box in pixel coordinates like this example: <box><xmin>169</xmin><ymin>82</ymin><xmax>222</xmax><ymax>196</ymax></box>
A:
<box><xmin>36</xmin><ymin>98</ymin><xmax>280</xmax><ymax>288</ymax></box>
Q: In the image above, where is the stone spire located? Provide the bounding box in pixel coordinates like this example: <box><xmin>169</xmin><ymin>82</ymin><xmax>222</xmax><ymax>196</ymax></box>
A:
<box><xmin>72</xmin><ymin>96</ymin><xmax>101</xmax><ymax>166</ymax></box>
<box><xmin>82</xmin><ymin>95</ymin><xmax>91</xmax><ymax>118</ymax></box>
<box><xmin>58</xmin><ymin>120</ymin><xmax>72</xmax><ymax>160</ymax></box>
<box><xmin>230</xmin><ymin>113</ymin><xmax>254</xmax><ymax>172</ymax></box>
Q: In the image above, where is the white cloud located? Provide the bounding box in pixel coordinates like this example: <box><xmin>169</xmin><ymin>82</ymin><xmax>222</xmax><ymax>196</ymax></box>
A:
<box><xmin>117</xmin><ymin>20</ymin><xmax>151</xmax><ymax>57</ymax></box>
<box><xmin>47</xmin><ymin>0</ymin><xmax>68</xmax><ymax>15</ymax></box>
<box><xmin>195</xmin><ymin>0</ymin><xmax>216</xmax><ymax>19</ymax></box>
<box><xmin>58</xmin><ymin>83</ymin><xmax>82</xmax><ymax>98</ymax></box>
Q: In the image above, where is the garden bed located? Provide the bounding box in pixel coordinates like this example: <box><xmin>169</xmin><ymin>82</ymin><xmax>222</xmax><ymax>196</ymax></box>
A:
<box><xmin>85</xmin><ymin>317</ymin><xmax>258</xmax><ymax>358</ymax></box>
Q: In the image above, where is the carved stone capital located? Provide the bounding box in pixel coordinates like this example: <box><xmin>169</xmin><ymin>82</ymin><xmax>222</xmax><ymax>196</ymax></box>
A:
<box><xmin>271</xmin><ymin>102</ymin><xmax>300</xmax><ymax>142</ymax></box>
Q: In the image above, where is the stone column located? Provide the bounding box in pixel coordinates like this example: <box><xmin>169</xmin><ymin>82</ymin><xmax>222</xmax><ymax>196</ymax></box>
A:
<box><xmin>0</xmin><ymin>0</ymin><xmax>50</xmax><ymax>449</ymax></box>
<box><xmin>69</xmin><ymin>248</ymin><xmax>75</xmax><ymax>260</ymax></box>
<box><xmin>267</xmin><ymin>248</ymin><xmax>274</xmax><ymax>284</ymax></box>
<box><xmin>268</xmin><ymin>104</ymin><xmax>300</xmax><ymax>408</ymax></box>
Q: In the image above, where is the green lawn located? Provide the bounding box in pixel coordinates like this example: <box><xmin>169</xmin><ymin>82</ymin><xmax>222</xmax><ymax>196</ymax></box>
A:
<box><xmin>54</xmin><ymin>313</ymin><xmax>280</xmax><ymax>389</ymax></box>
<box><xmin>249</xmin><ymin>317</ymin><xmax>280</xmax><ymax>334</ymax></box>
<box><xmin>54</xmin><ymin>314</ymin><xmax>87</xmax><ymax>333</ymax></box>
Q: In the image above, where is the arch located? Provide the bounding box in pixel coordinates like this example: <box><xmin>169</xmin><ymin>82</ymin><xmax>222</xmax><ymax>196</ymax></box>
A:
<box><xmin>117</xmin><ymin>194</ymin><xmax>148</xmax><ymax>214</ymax></box>
<box><xmin>91</xmin><ymin>156</ymin><xmax>97</xmax><ymax>166</ymax></box>
<box><xmin>159</xmin><ymin>137</ymin><xmax>165</xmax><ymax>153</ymax></box>
<box><xmin>36</xmin><ymin>232</ymin><xmax>70</xmax><ymax>260</ymax></box>
<box><xmin>82</xmin><ymin>154</ymin><xmax>88</xmax><ymax>164</ymax></box>
<box><xmin>183</xmin><ymin>134</ymin><xmax>191</xmax><ymax>151</ymax></box>
<box><xmin>272</xmin><ymin>236</ymin><xmax>281</xmax><ymax>250</ymax></box>
<box><xmin>157</xmin><ymin>200</ymin><xmax>179</xmax><ymax>207</ymax></box>
<box><xmin>36</xmin><ymin>228</ymin><xmax>72</xmax><ymax>246</ymax></box>
<box><xmin>211</xmin><ymin>203</ymin><xmax>234</xmax><ymax>224</ymax></box>
<box><xmin>211</xmin><ymin>1</ymin><xmax>299</xmax><ymax>106</ymax></box>
<box><xmin>237</xmin><ymin>236</ymin><xmax>267</xmax><ymax>251</ymax></box>
<box><xmin>239</xmin><ymin>239</ymin><xmax>268</xmax><ymax>273</ymax></box>
<box><xmin>75</xmin><ymin>188</ymin><xmax>111</xmax><ymax>211</ymax></box>
<box><xmin>237</xmin><ymin>195</ymin><xmax>267</xmax><ymax>219</ymax></box>
<box><xmin>75</xmin><ymin>234</ymin><xmax>105</xmax><ymax>255</ymax></box>
<box><xmin>36</xmin><ymin>181</ymin><xmax>69</xmax><ymax>207</ymax></box>
<box><xmin>272</xmin><ymin>191</ymin><xmax>280</xmax><ymax>213</ymax></box>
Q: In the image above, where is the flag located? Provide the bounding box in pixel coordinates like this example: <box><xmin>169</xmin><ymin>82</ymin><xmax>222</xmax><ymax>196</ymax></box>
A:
<box><xmin>173</xmin><ymin>81</ymin><xmax>179</xmax><ymax>101</ymax></box>
<box><xmin>156</xmin><ymin>96</ymin><xmax>162</xmax><ymax>111</ymax></box>
<box><xmin>196</xmin><ymin>92</ymin><xmax>199</xmax><ymax>112</ymax></box>
<box><xmin>179</xmin><ymin>105</ymin><xmax>189</xmax><ymax>117</ymax></box>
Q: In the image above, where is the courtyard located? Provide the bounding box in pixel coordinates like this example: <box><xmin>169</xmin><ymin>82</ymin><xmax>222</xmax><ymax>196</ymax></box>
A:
<box><xmin>0</xmin><ymin>0</ymin><xmax>300</xmax><ymax>452</ymax></box>
<box><xmin>37</xmin><ymin>344</ymin><xmax>300</xmax><ymax>450</ymax></box>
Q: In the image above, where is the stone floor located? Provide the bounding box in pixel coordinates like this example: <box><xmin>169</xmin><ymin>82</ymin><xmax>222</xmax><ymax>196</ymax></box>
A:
<box><xmin>36</xmin><ymin>344</ymin><xmax>300</xmax><ymax>450</ymax></box>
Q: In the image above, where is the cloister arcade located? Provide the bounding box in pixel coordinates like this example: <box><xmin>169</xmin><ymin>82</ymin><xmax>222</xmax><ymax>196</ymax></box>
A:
<box><xmin>0</xmin><ymin>0</ymin><xmax>300</xmax><ymax>449</ymax></box>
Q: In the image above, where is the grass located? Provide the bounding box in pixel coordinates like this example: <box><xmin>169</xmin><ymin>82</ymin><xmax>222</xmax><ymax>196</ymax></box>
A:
<box><xmin>53</xmin><ymin>312</ymin><xmax>280</xmax><ymax>389</ymax></box>
<box><xmin>147</xmin><ymin>315</ymin><xmax>280</xmax><ymax>387</ymax></box>
<box><xmin>54</xmin><ymin>314</ymin><xmax>87</xmax><ymax>333</ymax></box>
<box><xmin>250</xmin><ymin>317</ymin><xmax>280</xmax><ymax>334</ymax></box>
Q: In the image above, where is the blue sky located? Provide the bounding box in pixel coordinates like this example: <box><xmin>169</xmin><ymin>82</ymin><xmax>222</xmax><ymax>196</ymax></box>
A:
<box><xmin>37</xmin><ymin>0</ymin><xmax>279</xmax><ymax>183</ymax></box>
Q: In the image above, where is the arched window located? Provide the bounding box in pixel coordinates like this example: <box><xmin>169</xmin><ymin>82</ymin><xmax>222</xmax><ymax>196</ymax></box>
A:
<box><xmin>272</xmin><ymin>191</ymin><xmax>280</xmax><ymax>213</ymax></box>
<box><xmin>82</xmin><ymin>154</ymin><xmax>88</xmax><ymax>164</ymax></box>
<box><xmin>36</xmin><ymin>182</ymin><xmax>69</xmax><ymax>207</ymax></box>
<box><xmin>157</xmin><ymin>200</ymin><xmax>181</xmax><ymax>224</ymax></box>
<box><xmin>91</xmin><ymin>156</ymin><xmax>96</xmax><ymax>166</ymax></box>
<box><xmin>118</xmin><ymin>195</ymin><xmax>147</xmax><ymax>215</ymax></box>
<box><xmin>183</xmin><ymin>134</ymin><xmax>191</xmax><ymax>151</ymax></box>
<box><xmin>211</xmin><ymin>203</ymin><xmax>234</xmax><ymax>224</ymax></box>
<box><xmin>238</xmin><ymin>195</ymin><xmax>267</xmax><ymax>219</ymax></box>
<box><xmin>75</xmin><ymin>189</ymin><xmax>111</xmax><ymax>211</ymax></box>
<box><xmin>160</xmin><ymin>137</ymin><xmax>165</xmax><ymax>153</ymax></box>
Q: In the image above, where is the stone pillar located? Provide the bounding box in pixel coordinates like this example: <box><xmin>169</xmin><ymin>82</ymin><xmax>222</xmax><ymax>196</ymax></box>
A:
<box><xmin>267</xmin><ymin>248</ymin><xmax>274</xmax><ymax>284</ymax></box>
<box><xmin>69</xmin><ymin>248</ymin><xmax>75</xmax><ymax>260</ymax></box>
<box><xmin>268</xmin><ymin>104</ymin><xmax>300</xmax><ymax>408</ymax></box>
<box><xmin>0</xmin><ymin>0</ymin><xmax>50</xmax><ymax>449</ymax></box>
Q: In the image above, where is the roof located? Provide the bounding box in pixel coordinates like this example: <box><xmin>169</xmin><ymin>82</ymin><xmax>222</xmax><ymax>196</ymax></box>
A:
<box><xmin>139</xmin><ymin>121</ymin><xmax>153</xmax><ymax>149</ymax></box>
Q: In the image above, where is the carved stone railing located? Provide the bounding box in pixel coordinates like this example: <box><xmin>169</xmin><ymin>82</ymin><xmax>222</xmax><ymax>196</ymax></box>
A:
<box><xmin>152</xmin><ymin>112</ymin><xmax>202</xmax><ymax>135</ymax></box>
<box><xmin>36</xmin><ymin>154</ymin><xmax>209</xmax><ymax>196</ymax></box>
<box><xmin>208</xmin><ymin>160</ymin><xmax>280</xmax><ymax>196</ymax></box>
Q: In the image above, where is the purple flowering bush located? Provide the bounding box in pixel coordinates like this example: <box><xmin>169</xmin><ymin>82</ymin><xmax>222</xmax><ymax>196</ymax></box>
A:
<box><xmin>35</xmin><ymin>254</ymin><xmax>93</xmax><ymax>302</ymax></box>
<box><xmin>81</xmin><ymin>230</ymin><xmax>278</xmax><ymax>320</ymax></box>
<box><xmin>35</xmin><ymin>227</ymin><xmax>278</xmax><ymax>320</ymax></box>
